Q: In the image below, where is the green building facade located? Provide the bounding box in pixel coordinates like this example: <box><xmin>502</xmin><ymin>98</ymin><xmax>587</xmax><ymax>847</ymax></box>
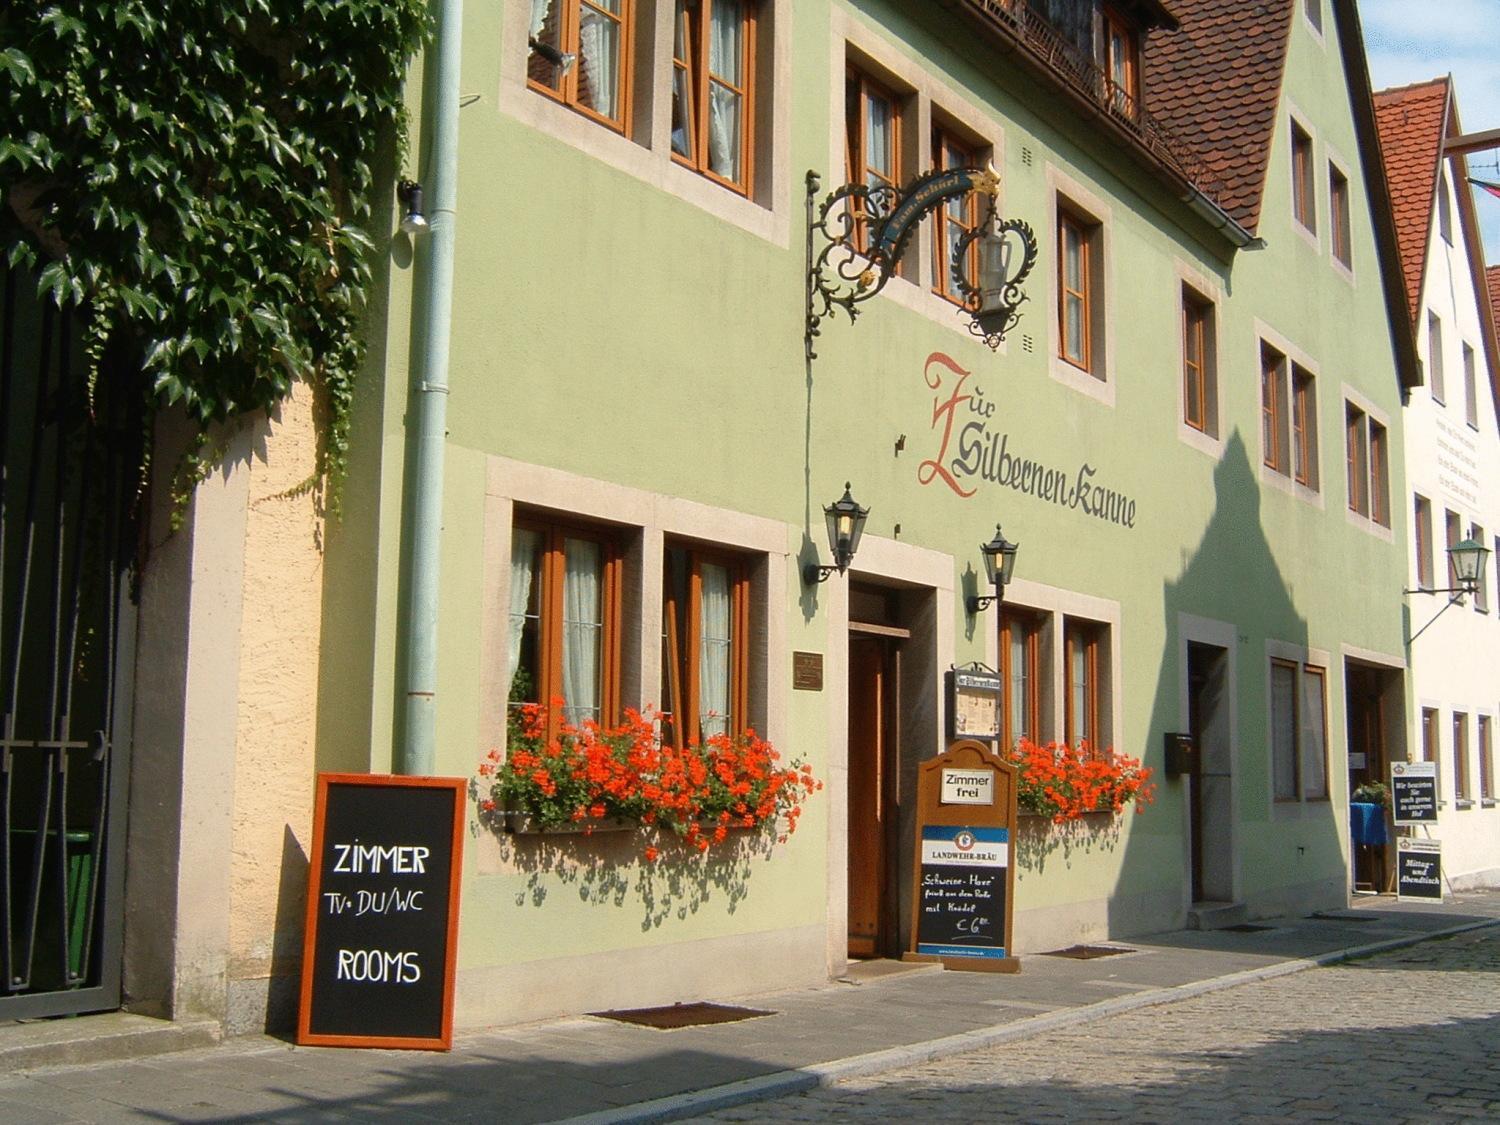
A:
<box><xmin>326</xmin><ymin>0</ymin><xmax>1418</xmax><ymax>1026</ymax></box>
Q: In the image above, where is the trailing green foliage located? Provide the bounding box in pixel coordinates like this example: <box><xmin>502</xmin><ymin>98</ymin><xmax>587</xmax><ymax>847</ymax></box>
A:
<box><xmin>1</xmin><ymin>1</ymin><xmax>429</xmax><ymax>496</ymax></box>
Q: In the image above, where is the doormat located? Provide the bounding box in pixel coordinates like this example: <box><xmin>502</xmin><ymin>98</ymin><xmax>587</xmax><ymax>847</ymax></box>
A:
<box><xmin>1041</xmin><ymin>944</ymin><xmax>1136</xmax><ymax>959</ymax></box>
<box><xmin>1221</xmin><ymin>923</ymin><xmax>1276</xmax><ymax>933</ymax></box>
<box><xmin>1309</xmin><ymin>910</ymin><xmax>1379</xmax><ymax>922</ymax></box>
<box><xmin>589</xmin><ymin>1002</ymin><xmax>774</xmax><ymax>1030</ymax></box>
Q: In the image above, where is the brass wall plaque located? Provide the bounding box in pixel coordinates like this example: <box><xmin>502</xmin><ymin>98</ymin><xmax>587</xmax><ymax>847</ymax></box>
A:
<box><xmin>792</xmin><ymin>651</ymin><xmax>824</xmax><ymax>691</ymax></box>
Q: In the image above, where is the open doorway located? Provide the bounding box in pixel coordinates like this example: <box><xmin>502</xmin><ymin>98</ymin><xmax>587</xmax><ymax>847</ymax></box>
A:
<box><xmin>1346</xmin><ymin>661</ymin><xmax>1404</xmax><ymax>892</ymax></box>
<box><xmin>1187</xmin><ymin>642</ymin><xmax>1233</xmax><ymax>904</ymax></box>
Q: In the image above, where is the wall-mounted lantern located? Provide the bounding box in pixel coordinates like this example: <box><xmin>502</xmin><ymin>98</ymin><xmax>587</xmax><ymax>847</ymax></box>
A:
<box><xmin>1404</xmin><ymin>536</ymin><xmax>1493</xmax><ymax>643</ymax></box>
<box><xmin>805</xmin><ymin>483</ymin><xmax>869</xmax><ymax>585</ymax></box>
<box><xmin>967</xmin><ymin>524</ymin><xmax>1019</xmax><ymax>614</ymax></box>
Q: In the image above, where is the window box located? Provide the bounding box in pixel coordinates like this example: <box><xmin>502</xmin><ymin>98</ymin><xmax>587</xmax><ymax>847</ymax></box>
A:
<box><xmin>502</xmin><ymin>811</ymin><xmax>636</xmax><ymax>835</ymax></box>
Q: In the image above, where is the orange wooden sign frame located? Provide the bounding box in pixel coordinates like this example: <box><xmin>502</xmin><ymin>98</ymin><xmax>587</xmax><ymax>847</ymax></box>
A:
<box><xmin>297</xmin><ymin>773</ymin><xmax>465</xmax><ymax>1050</ymax></box>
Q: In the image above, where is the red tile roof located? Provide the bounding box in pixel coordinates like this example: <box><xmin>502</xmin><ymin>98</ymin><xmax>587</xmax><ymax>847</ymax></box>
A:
<box><xmin>1143</xmin><ymin>0</ymin><xmax>1296</xmax><ymax>234</ymax></box>
<box><xmin>1372</xmin><ymin>77</ymin><xmax>1450</xmax><ymax>323</ymax></box>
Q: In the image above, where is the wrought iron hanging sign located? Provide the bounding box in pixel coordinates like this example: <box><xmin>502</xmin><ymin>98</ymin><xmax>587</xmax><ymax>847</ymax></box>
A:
<box><xmin>805</xmin><ymin>166</ymin><xmax>1038</xmax><ymax>359</ymax></box>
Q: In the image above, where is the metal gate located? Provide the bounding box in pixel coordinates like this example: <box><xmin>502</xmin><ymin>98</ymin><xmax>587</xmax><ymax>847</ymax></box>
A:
<box><xmin>1</xmin><ymin>266</ymin><xmax>141</xmax><ymax>1018</ymax></box>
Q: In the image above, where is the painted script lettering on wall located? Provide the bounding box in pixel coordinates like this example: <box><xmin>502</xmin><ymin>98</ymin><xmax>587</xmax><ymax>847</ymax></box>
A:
<box><xmin>917</xmin><ymin>352</ymin><xmax>1139</xmax><ymax>529</ymax></box>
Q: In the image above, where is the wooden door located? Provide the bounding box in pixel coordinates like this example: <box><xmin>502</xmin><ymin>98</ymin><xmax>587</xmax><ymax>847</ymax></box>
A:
<box><xmin>847</xmin><ymin>634</ymin><xmax>895</xmax><ymax>957</ymax></box>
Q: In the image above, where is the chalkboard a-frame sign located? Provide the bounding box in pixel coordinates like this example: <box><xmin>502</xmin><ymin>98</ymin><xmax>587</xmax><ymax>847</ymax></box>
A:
<box><xmin>297</xmin><ymin>774</ymin><xmax>465</xmax><ymax>1050</ymax></box>
<box><xmin>902</xmin><ymin>739</ymin><xmax>1019</xmax><ymax>974</ymax></box>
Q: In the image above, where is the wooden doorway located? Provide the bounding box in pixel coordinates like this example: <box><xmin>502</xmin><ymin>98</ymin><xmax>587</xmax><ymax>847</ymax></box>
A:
<box><xmin>1346</xmin><ymin>662</ymin><xmax>1398</xmax><ymax>891</ymax></box>
<box><xmin>1187</xmin><ymin>642</ymin><xmax>1232</xmax><ymax>904</ymax></box>
<box><xmin>847</xmin><ymin>605</ymin><xmax>907</xmax><ymax>959</ymax></box>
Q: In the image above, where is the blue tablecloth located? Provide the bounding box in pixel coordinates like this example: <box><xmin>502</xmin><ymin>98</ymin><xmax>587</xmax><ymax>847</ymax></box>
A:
<box><xmin>1350</xmin><ymin>801</ymin><xmax>1388</xmax><ymax>846</ymax></box>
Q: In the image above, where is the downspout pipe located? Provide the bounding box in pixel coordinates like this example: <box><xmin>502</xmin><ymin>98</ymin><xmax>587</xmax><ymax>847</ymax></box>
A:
<box><xmin>397</xmin><ymin>0</ymin><xmax>462</xmax><ymax>776</ymax></box>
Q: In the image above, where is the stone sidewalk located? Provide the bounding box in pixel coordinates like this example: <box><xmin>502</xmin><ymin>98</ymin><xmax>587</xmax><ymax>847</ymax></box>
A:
<box><xmin>3</xmin><ymin>892</ymin><xmax>1499</xmax><ymax>1124</ymax></box>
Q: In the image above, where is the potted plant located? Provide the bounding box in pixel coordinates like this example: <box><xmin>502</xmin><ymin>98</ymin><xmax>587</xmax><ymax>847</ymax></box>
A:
<box><xmin>1351</xmin><ymin>781</ymin><xmax>1389</xmax><ymax>808</ymax></box>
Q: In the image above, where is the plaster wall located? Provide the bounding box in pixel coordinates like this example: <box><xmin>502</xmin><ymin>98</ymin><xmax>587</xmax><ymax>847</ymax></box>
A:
<box><xmin>1401</xmin><ymin>166</ymin><xmax>1500</xmax><ymax>888</ymax></box>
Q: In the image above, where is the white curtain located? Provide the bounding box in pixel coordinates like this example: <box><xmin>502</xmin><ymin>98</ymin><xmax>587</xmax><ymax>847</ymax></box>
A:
<box><xmin>707</xmin><ymin>0</ymin><xmax>742</xmax><ymax>180</ymax></box>
<box><xmin>562</xmin><ymin>538</ymin><xmax>602</xmax><ymax>726</ymax></box>
<box><xmin>699</xmin><ymin>563</ymin><xmax>732</xmax><ymax>737</ymax></box>
<box><xmin>578</xmin><ymin>3</ymin><xmax>619</xmax><ymax>118</ymax></box>
<box><xmin>530</xmin><ymin>0</ymin><xmax>552</xmax><ymax>37</ymax></box>
<box><xmin>507</xmin><ymin>529</ymin><xmax>539</xmax><ymax>701</ymax></box>
<box><xmin>1300</xmin><ymin>671</ymin><xmax>1327</xmax><ymax>799</ymax></box>
<box><xmin>1271</xmin><ymin>663</ymin><xmax>1297</xmax><ymax>800</ymax></box>
<box><xmin>1008</xmin><ymin>630</ymin><xmax>1028</xmax><ymax>742</ymax></box>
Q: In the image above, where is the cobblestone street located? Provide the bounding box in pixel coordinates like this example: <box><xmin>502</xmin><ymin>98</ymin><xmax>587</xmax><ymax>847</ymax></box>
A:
<box><xmin>700</xmin><ymin>930</ymin><xmax>1500</xmax><ymax>1123</ymax></box>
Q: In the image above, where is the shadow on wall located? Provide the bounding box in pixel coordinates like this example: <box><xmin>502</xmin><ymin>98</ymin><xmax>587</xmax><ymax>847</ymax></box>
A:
<box><xmin>469</xmin><ymin>814</ymin><xmax>795</xmax><ymax>933</ymax></box>
<box><xmin>1090</xmin><ymin>429</ymin><xmax>1343</xmax><ymax>934</ymax></box>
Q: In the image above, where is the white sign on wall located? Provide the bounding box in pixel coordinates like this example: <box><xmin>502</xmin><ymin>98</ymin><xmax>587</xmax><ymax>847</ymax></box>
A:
<box><xmin>940</xmin><ymin>768</ymin><xmax>995</xmax><ymax>806</ymax></box>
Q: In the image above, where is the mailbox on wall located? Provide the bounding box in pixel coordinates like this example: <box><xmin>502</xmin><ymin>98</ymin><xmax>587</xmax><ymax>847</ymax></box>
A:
<box><xmin>1163</xmin><ymin>732</ymin><xmax>1196</xmax><ymax>778</ymax></box>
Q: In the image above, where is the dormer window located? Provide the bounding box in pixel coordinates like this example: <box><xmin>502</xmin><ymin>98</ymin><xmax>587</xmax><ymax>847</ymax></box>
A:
<box><xmin>1100</xmin><ymin>5</ymin><xmax>1139</xmax><ymax>121</ymax></box>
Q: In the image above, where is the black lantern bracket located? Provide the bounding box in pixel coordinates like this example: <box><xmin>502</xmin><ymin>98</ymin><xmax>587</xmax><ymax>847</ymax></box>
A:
<box><xmin>805</xmin><ymin>166</ymin><xmax>1038</xmax><ymax>361</ymax></box>
<box><xmin>967</xmin><ymin>523</ymin><xmax>1020</xmax><ymax>615</ymax></box>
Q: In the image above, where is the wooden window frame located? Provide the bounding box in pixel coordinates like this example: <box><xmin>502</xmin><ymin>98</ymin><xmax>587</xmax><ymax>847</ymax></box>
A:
<box><xmin>1346</xmin><ymin>403</ymin><xmax>1369</xmax><ymax>517</ymax></box>
<box><xmin>1000</xmin><ymin>608</ymin><xmax>1042</xmax><ymax>749</ymax></box>
<box><xmin>931</xmin><ymin>124</ymin><xmax>979</xmax><ymax>305</ymax></box>
<box><xmin>1329</xmin><ymin>162</ymin><xmax>1351</xmax><ymax>267</ymax></box>
<box><xmin>1270</xmin><ymin>657</ymin><xmax>1301</xmax><ymax>802</ymax></box>
<box><xmin>670</xmin><ymin>0</ymin><xmax>757</xmax><ymax>196</ymax></box>
<box><xmin>1369</xmin><ymin>419</ymin><xmax>1389</xmax><ymax>526</ymax></box>
<box><xmin>527</xmin><ymin>0</ymin><xmax>637</xmax><ymax>135</ymax></box>
<box><xmin>1291</xmin><ymin>364</ymin><xmax>1317</xmax><ymax>489</ymax></box>
<box><xmin>1290</xmin><ymin>119</ymin><xmax>1315</xmax><ymax>233</ymax></box>
<box><xmin>509</xmin><ymin>517</ymin><xmax>624</xmax><ymax>740</ymax></box>
<box><xmin>1261</xmin><ymin>344</ymin><xmax>1287</xmax><ymax>475</ymax></box>
<box><xmin>1446</xmin><ymin>509</ymin><xmax>1463</xmax><ymax>588</ymax></box>
<box><xmin>1057</xmin><ymin>208</ymin><xmax>1095</xmax><ymax>373</ymax></box>
<box><xmin>660</xmin><ymin>544</ymin><xmax>751</xmax><ymax>750</ymax></box>
<box><xmin>1100</xmin><ymin>5</ymin><xmax>1139</xmax><ymax>121</ymax></box>
<box><xmin>845</xmin><ymin>65</ymin><xmax>903</xmax><ymax>258</ymax></box>
<box><xmin>1415</xmin><ymin>494</ymin><xmax>1434</xmax><ymax>589</ymax></box>
<box><xmin>1454</xmin><ymin>711</ymin><xmax>1472</xmax><ymax>802</ymax></box>
<box><xmin>1182</xmin><ymin>290</ymin><xmax>1210</xmax><ymax>433</ymax></box>
<box><xmin>1063</xmin><ymin>618</ymin><xmax>1102</xmax><ymax>752</ymax></box>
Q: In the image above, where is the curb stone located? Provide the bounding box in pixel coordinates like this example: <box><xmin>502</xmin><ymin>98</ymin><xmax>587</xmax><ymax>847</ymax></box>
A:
<box><xmin>560</xmin><ymin>917</ymin><xmax>1500</xmax><ymax>1125</ymax></box>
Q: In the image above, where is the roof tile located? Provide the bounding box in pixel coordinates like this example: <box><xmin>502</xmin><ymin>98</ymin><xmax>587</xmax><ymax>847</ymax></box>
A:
<box><xmin>1372</xmin><ymin>77</ymin><xmax>1450</xmax><ymax>323</ymax></box>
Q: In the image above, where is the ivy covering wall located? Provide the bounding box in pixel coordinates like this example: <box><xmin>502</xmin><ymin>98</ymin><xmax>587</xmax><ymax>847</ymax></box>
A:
<box><xmin>0</xmin><ymin>1</ymin><xmax>429</xmax><ymax>488</ymax></box>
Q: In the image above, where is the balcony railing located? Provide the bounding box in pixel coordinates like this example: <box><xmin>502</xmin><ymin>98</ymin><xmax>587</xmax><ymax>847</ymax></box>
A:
<box><xmin>964</xmin><ymin>0</ymin><xmax>1229</xmax><ymax>210</ymax></box>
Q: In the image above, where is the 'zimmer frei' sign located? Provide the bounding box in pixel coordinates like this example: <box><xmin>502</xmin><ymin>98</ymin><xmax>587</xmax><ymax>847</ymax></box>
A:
<box><xmin>917</xmin><ymin>352</ymin><xmax>1139</xmax><ymax>529</ymax></box>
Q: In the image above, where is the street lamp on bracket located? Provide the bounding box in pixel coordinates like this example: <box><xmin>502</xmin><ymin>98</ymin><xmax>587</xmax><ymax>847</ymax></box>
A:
<box><xmin>1404</xmin><ymin>536</ymin><xmax>1492</xmax><ymax>643</ymax></box>
<box><xmin>805</xmin><ymin>166</ymin><xmax>1038</xmax><ymax>360</ymax></box>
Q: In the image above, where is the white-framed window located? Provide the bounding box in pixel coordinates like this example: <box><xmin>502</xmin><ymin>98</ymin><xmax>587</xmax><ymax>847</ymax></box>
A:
<box><xmin>1463</xmin><ymin>342</ymin><xmax>1478</xmax><ymax>429</ymax></box>
<box><xmin>1429</xmin><ymin>312</ymin><xmax>1445</xmax><ymax>403</ymax></box>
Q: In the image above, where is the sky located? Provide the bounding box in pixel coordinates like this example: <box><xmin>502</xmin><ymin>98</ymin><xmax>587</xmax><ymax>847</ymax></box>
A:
<box><xmin>1361</xmin><ymin>0</ymin><xmax>1500</xmax><ymax>261</ymax></box>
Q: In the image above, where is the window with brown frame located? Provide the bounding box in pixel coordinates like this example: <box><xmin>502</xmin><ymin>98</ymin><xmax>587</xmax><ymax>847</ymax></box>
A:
<box><xmin>1345</xmin><ymin>403</ymin><xmax>1387</xmax><ymax>524</ymax></box>
<box><xmin>1422</xmin><ymin>708</ymin><xmax>1440</xmax><ymax>788</ymax></box>
<box><xmin>846</xmin><ymin>65</ymin><xmax>902</xmax><ymax>257</ymax></box>
<box><xmin>1100</xmin><ymin>5</ymin><xmax>1139</xmax><ymax>121</ymax></box>
<box><xmin>1454</xmin><ymin>711</ymin><xmax>1472</xmax><ymax>802</ymax></box>
<box><xmin>1446</xmin><ymin>508</ymin><xmax>1463</xmax><ymax>589</ymax></box>
<box><xmin>1291</xmin><ymin>364</ymin><xmax>1318</xmax><ymax>489</ymax></box>
<box><xmin>1329</xmin><ymin>163</ymin><xmax>1351</xmax><ymax>267</ymax></box>
<box><xmin>1182</xmin><ymin>288</ymin><xmax>1215</xmax><ymax>435</ymax></box>
<box><xmin>528</xmin><ymin>0</ymin><xmax>635</xmax><ymax>134</ymax></box>
<box><xmin>1000</xmin><ymin>607</ymin><xmax>1043</xmax><ymax>749</ymax></box>
<box><xmin>932</xmin><ymin>125</ymin><xmax>979</xmax><ymax>304</ymax></box>
<box><xmin>1261</xmin><ymin>343</ymin><xmax>1288</xmax><ymax>474</ymax></box>
<box><xmin>1415</xmin><ymin>494</ymin><xmax>1434</xmax><ymax>589</ymax></box>
<box><xmin>1064</xmin><ymin>618</ymin><xmax>1103</xmax><ymax>751</ymax></box>
<box><xmin>670</xmin><ymin>0</ymin><xmax>756</xmax><ymax>195</ymax></box>
<box><xmin>1058</xmin><ymin>207</ymin><xmax>1099</xmax><ymax>374</ymax></box>
<box><xmin>660</xmin><ymin>543</ymin><xmax>750</xmax><ymax>749</ymax></box>
<box><xmin>1291</xmin><ymin>119</ymin><xmax>1315</xmax><ymax>232</ymax></box>
<box><xmin>507</xmin><ymin>519</ymin><xmax>623</xmax><ymax>734</ymax></box>
<box><xmin>1270</xmin><ymin>658</ymin><xmax>1328</xmax><ymax>802</ymax></box>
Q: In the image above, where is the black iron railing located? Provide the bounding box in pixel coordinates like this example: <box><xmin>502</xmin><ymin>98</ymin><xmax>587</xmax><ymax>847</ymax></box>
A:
<box><xmin>963</xmin><ymin>0</ymin><xmax>1229</xmax><ymax>209</ymax></box>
